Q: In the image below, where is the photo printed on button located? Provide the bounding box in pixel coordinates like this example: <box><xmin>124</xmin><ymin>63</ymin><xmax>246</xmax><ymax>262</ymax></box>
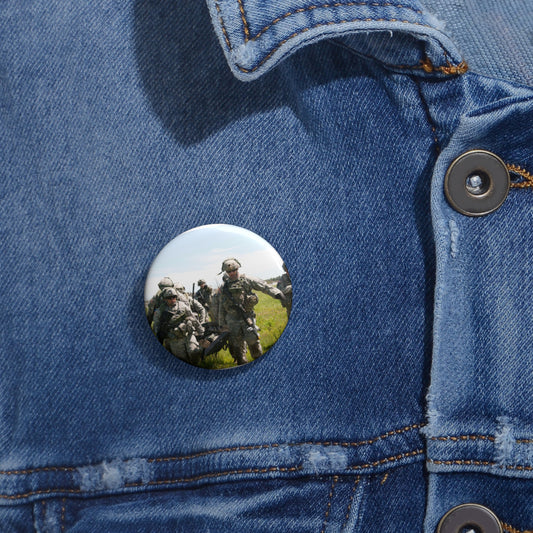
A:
<box><xmin>145</xmin><ymin>224</ymin><xmax>292</xmax><ymax>369</ymax></box>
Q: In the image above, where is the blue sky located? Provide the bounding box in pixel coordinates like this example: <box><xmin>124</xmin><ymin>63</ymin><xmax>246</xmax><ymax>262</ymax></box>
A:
<box><xmin>144</xmin><ymin>224</ymin><xmax>286</xmax><ymax>299</ymax></box>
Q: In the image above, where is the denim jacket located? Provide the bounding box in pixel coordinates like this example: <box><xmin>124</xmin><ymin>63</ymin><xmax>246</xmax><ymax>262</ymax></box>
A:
<box><xmin>1</xmin><ymin>0</ymin><xmax>532</xmax><ymax>531</ymax></box>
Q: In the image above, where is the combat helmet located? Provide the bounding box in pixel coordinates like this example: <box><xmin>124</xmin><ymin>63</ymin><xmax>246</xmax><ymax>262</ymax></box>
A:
<box><xmin>161</xmin><ymin>287</ymin><xmax>178</xmax><ymax>299</ymax></box>
<box><xmin>197</xmin><ymin>279</ymin><xmax>206</xmax><ymax>285</ymax></box>
<box><xmin>158</xmin><ymin>277</ymin><xmax>174</xmax><ymax>290</ymax></box>
<box><xmin>220</xmin><ymin>258</ymin><xmax>241</xmax><ymax>273</ymax></box>
<box><xmin>174</xmin><ymin>282</ymin><xmax>186</xmax><ymax>292</ymax></box>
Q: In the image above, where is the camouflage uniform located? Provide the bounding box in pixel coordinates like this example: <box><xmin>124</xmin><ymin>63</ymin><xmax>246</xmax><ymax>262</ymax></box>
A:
<box><xmin>276</xmin><ymin>267</ymin><xmax>293</xmax><ymax>318</ymax></box>
<box><xmin>217</xmin><ymin>258</ymin><xmax>284</xmax><ymax>365</ymax></box>
<box><xmin>195</xmin><ymin>279</ymin><xmax>213</xmax><ymax>313</ymax></box>
<box><xmin>152</xmin><ymin>288</ymin><xmax>205</xmax><ymax>365</ymax></box>
<box><xmin>146</xmin><ymin>277</ymin><xmax>174</xmax><ymax>324</ymax></box>
<box><xmin>174</xmin><ymin>283</ymin><xmax>207</xmax><ymax>323</ymax></box>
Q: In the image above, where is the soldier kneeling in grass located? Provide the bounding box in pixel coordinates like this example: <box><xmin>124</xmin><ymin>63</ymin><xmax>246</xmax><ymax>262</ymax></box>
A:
<box><xmin>152</xmin><ymin>287</ymin><xmax>208</xmax><ymax>365</ymax></box>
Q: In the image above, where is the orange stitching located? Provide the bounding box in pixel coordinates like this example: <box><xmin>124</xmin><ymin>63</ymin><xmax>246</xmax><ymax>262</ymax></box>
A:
<box><xmin>428</xmin><ymin>458</ymin><xmax>496</xmax><ymax>467</ymax></box>
<box><xmin>502</xmin><ymin>521</ymin><xmax>533</xmax><ymax>533</ymax></box>
<box><xmin>430</xmin><ymin>435</ymin><xmax>533</xmax><ymax>444</ymax></box>
<box><xmin>0</xmin><ymin>466</ymin><xmax>77</xmax><ymax>476</ymax></box>
<box><xmin>429</xmin><ymin>435</ymin><xmax>495</xmax><ymax>442</ymax></box>
<box><xmin>321</xmin><ymin>475</ymin><xmax>339</xmax><ymax>533</ymax></box>
<box><xmin>148</xmin><ymin>423</ymin><xmax>424</xmax><ymax>463</ymax></box>
<box><xmin>236</xmin><ymin>19</ymin><xmax>465</xmax><ymax>74</ymax></box>
<box><xmin>215</xmin><ymin>2</ymin><xmax>467</xmax><ymax>75</ymax></box>
<box><xmin>214</xmin><ymin>1</ymin><xmax>232</xmax><ymax>50</ymax></box>
<box><xmin>251</xmin><ymin>2</ymin><xmax>424</xmax><ymax>41</ymax></box>
<box><xmin>506</xmin><ymin>464</ymin><xmax>533</xmax><ymax>472</ymax></box>
<box><xmin>126</xmin><ymin>465</ymin><xmax>305</xmax><ymax>488</ymax></box>
<box><xmin>60</xmin><ymin>497</ymin><xmax>66</xmax><ymax>532</ymax></box>
<box><xmin>507</xmin><ymin>163</ymin><xmax>533</xmax><ymax>188</ymax></box>
<box><xmin>0</xmin><ymin>488</ymin><xmax>83</xmax><ymax>501</ymax></box>
<box><xmin>335</xmin><ymin>42</ymin><xmax>467</xmax><ymax>75</ymax></box>
<box><xmin>346</xmin><ymin>449</ymin><xmax>424</xmax><ymax>470</ymax></box>
<box><xmin>148</xmin><ymin>443</ymin><xmax>281</xmax><ymax>463</ymax></box>
<box><xmin>420</xmin><ymin>56</ymin><xmax>468</xmax><ymax>75</ymax></box>
<box><xmin>0</xmin><ymin>424</ymin><xmax>423</xmax><ymax>476</ymax></box>
<box><xmin>0</xmin><ymin>467</ymin><xmax>305</xmax><ymax>500</ymax></box>
<box><xmin>237</xmin><ymin>0</ymin><xmax>250</xmax><ymax>40</ymax></box>
<box><xmin>380</xmin><ymin>472</ymin><xmax>389</xmax><ymax>484</ymax></box>
<box><xmin>428</xmin><ymin>458</ymin><xmax>533</xmax><ymax>471</ymax></box>
<box><xmin>0</xmin><ymin>448</ymin><xmax>423</xmax><ymax>500</ymax></box>
<box><xmin>341</xmin><ymin>476</ymin><xmax>361</xmax><ymax>529</ymax></box>
<box><xmin>285</xmin><ymin>423</ymin><xmax>424</xmax><ymax>448</ymax></box>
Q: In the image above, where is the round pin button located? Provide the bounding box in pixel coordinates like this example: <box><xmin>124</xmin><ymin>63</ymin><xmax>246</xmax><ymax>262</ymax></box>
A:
<box><xmin>145</xmin><ymin>224</ymin><xmax>292</xmax><ymax>369</ymax></box>
<box><xmin>436</xmin><ymin>503</ymin><xmax>502</xmax><ymax>533</ymax></box>
<box><xmin>444</xmin><ymin>150</ymin><xmax>510</xmax><ymax>216</ymax></box>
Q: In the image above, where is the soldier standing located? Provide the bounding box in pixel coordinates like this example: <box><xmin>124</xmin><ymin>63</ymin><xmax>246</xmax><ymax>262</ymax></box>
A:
<box><xmin>174</xmin><ymin>282</ymin><xmax>207</xmax><ymax>323</ymax></box>
<box><xmin>152</xmin><ymin>288</ymin><xmax>206</xmax><ymax>365</ymax></box>
<box><xmin>217</xmin><ymin>258</ymin><xmax>285</xmax><ymax>365</ymax></box>
<box><xmin>195</xmin><ymin>279</ymin><xmax>213</xmax><ymax>313</ymax></box>
<box><xmin>276</xmin><ymin>263</ymin><xmax>293</xmax><ymax>318</ymax></box>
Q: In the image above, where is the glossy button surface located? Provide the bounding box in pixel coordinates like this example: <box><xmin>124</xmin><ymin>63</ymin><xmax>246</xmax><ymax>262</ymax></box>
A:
<box><xmin>436</xmin><ymin>503</ymin><xmax>502</xmax><ymax>533</ymax></box>
<box><xmin>145</xmin><ymin>224</ymin><xmax>292</xmax><ymax>370</ymax></box>
<box><xmin>444</xmin><ymin>150</ymin><xmax>510</xmax><ymax>216</ymax></box>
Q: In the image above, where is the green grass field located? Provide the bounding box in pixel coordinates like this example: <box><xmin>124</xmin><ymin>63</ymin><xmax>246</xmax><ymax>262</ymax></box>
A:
<box><xmin>198</xmin><ymin>291</ymin><xmax>289</xmax><ymax>370</ymax></box>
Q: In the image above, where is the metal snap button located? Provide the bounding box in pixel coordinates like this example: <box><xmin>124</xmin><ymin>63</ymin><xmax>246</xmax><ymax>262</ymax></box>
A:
<box><xmin>436</xmin><ymin>503</ymin><xmax>502</xmax><ymax>533</ymax></box>
<box><xmin>444</xmin><ymin>150</ymin><xmax>510</xmax><ymax>216</ymax></box>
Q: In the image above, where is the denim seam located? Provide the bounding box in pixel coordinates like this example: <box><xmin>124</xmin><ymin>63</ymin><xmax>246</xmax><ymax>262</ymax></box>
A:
<box><xmin>214</xmin><ymin>1</ymin><xmax>232</xmax><ymax>50</ymax></box>
<box><xmin>214</xmin><ymin>1</ymin><xmax>467</xmax><ymax>74</ymax></box>
<box><xmin>237</xmin><ymin>0</ymin><xmax>250</xmax><ymax>40</ymax></box>
<box><xmin>380</xmin><ymin>472</ymin><xmax>389</xmax><ymax>484</ymax></box>
<box><xmin>320</xmin><ymin>475</ymin><xmax>339</xmax><ymax>533</ymax></box>
<box><xmin>413</xmin><ymin>77</ymin><xmax>441</xmax><ymax>154</ymax></box>
<box><xmin>245</xmin><ymin>2</ymin><xmax>424</xmax><ymax>43</ymax></box>
<box><xmin>146</xmin><ymin>423</ymin><xmax>425</xmax><ymax>465</ymax></box>
<box><xmin>218</xmin><ymin>1</ymin><xmax>425</xmax><ymax>51</ymax></box>
<box><xmin>234</xmin><ymin>19</ymin><xmax>465</xmax><ymax>74</ymax></box>
<box><xmin>428</xmin><ymin>458</ymin><xmax>533</xmax><ymax>471</ymax></box>
<box><xmin>429</xmin><ymin>435</ymin><xmax>495</xmax><ymax>442</ymax></box>
<box><xmin>0</xmin><ymin>488</ymin><xmax>83</xmax><ymax>501</ymax></box>
<box><xmin>346</xmin><ymin>449</ymin><xmax>424</xmax><ymax>470</ymax></box>
<box><xmin>330</xmin><ymin>38</ymin><xmax>467</xmax><ymax>77</ymax></box>
<box><xmin>507</xmin><ymin>163</ymin><xmax>533</xmax><ymax>188</ymax></box>
<box><xmin>126</xmin><ymin>465</ymin><xmax>306</xmax><ymax>488</ymax></box>
<box><xmin>341</xmin><ymin>475</ymin><xmax>361</xmax><ymax>530</ymax></box>
<box><xmin>0</xmin><ymin>422</ymin><xmax>422</xmax><ymax>476</ymax></box>
<box><xmin>123</xmin><ymin>451</ymin><xmax>423</xmax><ymax>486</ymax></box>
<box><xmin>429</xmin><ymin>435</ymin><xmax>533</xmax><ymax>443</ymax></box>
<box><xmin>60</xmin><ymin>497</ymin><xmax>66</xmax><ymax>533</ymax></box>
<box><xmin>0</xmin><ymin>449</ymin><xmax>424</xmax><ymax>501</ymax></box>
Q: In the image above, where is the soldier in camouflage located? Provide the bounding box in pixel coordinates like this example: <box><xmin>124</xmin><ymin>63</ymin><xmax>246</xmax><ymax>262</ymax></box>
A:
<box><xmin>195</xmin><ymin>279</ymin><xmax>213</xmax><ymax>316</ymax></box>
<box><xmin>276</xmin><ymin>263</ymin><xmax>292</xmax><ymax>318</ymax></box>
<box><xmin>152</xmin><ymin>287</ymin><xmax>206</xmax><ymax>365</ymax></box>
<box><xmin>146</xmin><ymin>277</ymin><xmax>175</xmax><ymax>324</ymax></box>
<box><xmin>174</xmin><ymin>282</ymin><xmax>207</xmax><ymax>323</ymax></box>
<box><xmin>217</xmin><ymin>258</ymin><xmax>285</xmax><ymax>365</ymax></box>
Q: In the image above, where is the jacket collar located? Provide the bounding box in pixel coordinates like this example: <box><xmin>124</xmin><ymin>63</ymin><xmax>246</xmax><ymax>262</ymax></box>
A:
<box><xmin>205</xmin><ymin>0</ymin><xmax>465</xmax><ymax>81</ymax></box>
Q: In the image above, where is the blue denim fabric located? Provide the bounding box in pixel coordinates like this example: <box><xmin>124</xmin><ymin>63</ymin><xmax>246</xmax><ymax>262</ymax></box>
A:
<box><xmin>423</xmin><ymin>0</ymin><xmax>533</xmax><ymax>87</ymax></box>
<box><xmin>0</xmin><ymin>0</ymin><xmax>532</xmax><ymax>531</ymax></box>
